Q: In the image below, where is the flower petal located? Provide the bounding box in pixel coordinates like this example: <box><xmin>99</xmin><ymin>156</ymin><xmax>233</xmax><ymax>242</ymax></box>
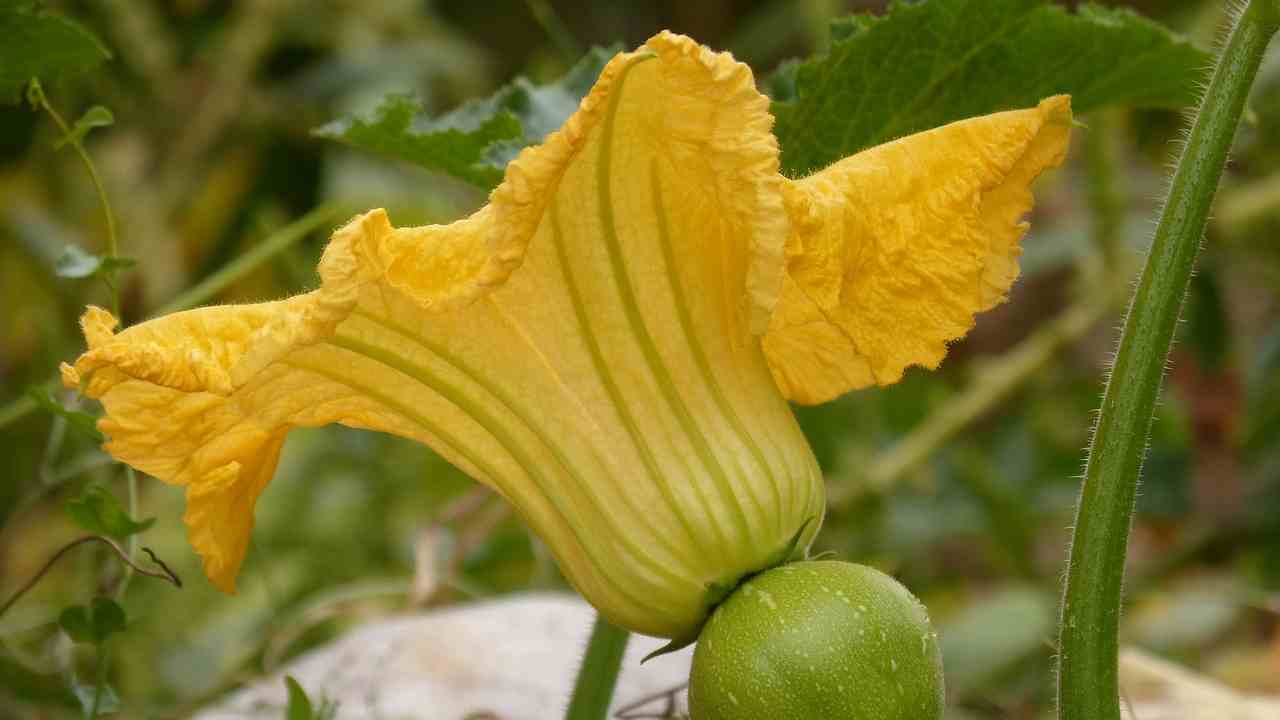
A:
<box><xmin>763</xmin><ymin>96</ymin><xmax>1073</xmax><ymax>404</ymax></box>
<box><xmin>65</xmin><ymin>32</ymin><xmax>821</xmax><ymax>639</ymax></box>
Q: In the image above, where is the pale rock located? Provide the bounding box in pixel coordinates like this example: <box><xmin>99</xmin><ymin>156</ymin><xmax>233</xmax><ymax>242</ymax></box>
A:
<box><xmin>195</xmin><ymin>593</ymin><xmax>691</xmax><ymax>720</ymax></box>
<box><xmin>1119</xmin><ymin>648</ymin><xmax>1280</xmax><ymax>720</ymax></box>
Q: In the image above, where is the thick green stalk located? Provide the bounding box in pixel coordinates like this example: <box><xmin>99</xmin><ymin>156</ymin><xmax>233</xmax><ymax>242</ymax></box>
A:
<box><xmin>1057</xmin><ymin>4</ymin><xmax>1278</xmax><ymax>720</ymax></box>
<box><xmin>564</xmin><ymin>615</ymin><xmax>629</xmax><ymax>720</ymax></box>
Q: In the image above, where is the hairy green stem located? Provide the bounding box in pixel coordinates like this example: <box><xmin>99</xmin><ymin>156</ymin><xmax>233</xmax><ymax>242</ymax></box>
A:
<box><xmin>565</xmin><ymin>615</ymin><xmax>629</xmax><ymax>720</ymax></box>
<box><xmin>1057</xmin><ymin>4</ymin><xmax>1278</xmax><ymax>720</ymax></box>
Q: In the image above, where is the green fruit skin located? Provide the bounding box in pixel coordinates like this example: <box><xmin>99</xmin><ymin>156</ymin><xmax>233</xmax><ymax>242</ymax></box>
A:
<box><xmin>688</xmin><ymin>561</ymin><xmax>944</xmax><ymax>720</ymax></box>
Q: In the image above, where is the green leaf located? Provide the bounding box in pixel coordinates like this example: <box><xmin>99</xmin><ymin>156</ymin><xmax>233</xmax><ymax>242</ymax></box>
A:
<box><xmin>57</xmin><ymin>605</ymin><xmax>95</xmax><ymax>644</ymax></box>
<box><xmin>0</xmin><ymin>1</ymin><xmax>112</xmax><ymax>105</ymax></box>
<box><xmin>27</xmin><ymin>386</ymin><xmax>103</xmax><ymax>442</ymax></box>
<box><xmin>53</xmin><ymin>104</ymin><xmax>113</xmax><ymax>149</ymax></box>
<box><xmin>88</xmin><ymin>597</ymin><xmax>125</xmax><ymax>639</ymax></box>
<box><xmin>284</xmin><ymin>676</ymin><xmax>313</xmax><ymax>720</ymax></box>
<box><xmin>773</xmin><ymin>0</ymin><xmax>1210</xmax><ymax>176</ymax></box>
<box><xmin>58</xmin><ymin>598</ymin><xmax>126</xmax><ymax>645</ymax></box>
<box><xmin>55</xmin><ymin>245</ymin><xmax>135</xmax><ymax>280</ymax></box>
<box><xmin>65</xmin><ymin>484</ymin><xmax>155</xmax><ymax>539</ymax></box>
<box><xmin>314</xmin><ymin>46</ymin><xmax>616</xmax><ymax>189</ymax></box>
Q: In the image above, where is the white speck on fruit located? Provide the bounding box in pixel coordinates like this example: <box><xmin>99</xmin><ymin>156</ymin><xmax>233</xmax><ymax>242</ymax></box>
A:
<box><xmin>728</xmin><ymin>692</ymin><xmax>739</xmax><ymax>706</ymax></box>
<box><xmin>742</xmin><ymin>584</ymin><xmax>778</xmax><ymax>611</ymax></box>
<box><xmin>859</xmin><ymin>604</ymin><xmax>868</xmax><ymax>613</ymax></box>
<box><xmin>891</xmin><ymin>658</ymin><xmax>898</xmax><ymax>671</ymax></box>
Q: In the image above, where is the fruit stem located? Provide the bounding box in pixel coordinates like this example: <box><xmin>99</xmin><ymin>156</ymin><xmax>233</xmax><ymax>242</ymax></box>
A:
<box><xmin>565</xmin><ymin>614</ymin><xmax>630</xmax><ymax>720</ymax></box>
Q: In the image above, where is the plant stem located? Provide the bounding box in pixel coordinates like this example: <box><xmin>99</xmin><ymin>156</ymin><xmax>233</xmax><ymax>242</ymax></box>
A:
<box><xmin>88</xmin><ymin>643</ymin><xmax>110</xmax><ymax>719</ymax></box>
<box><xmin>1084</xmin><ymin>109</ymin><xmax>1127</xmax><ymax>272</ymax></box>
<box><xmin>113</xmin><ymin>468</ymin><xmax>141</xmax><ymax>601</ymax></box>
<box><xmin>831</xmin><ymin>289</ymin><xmax>1115</xmax><ymax>506</ymax></box>
<box><xmin>30</xmin><ymin>83</ymin><xmax>121</xmax><ymax>317</ymax></box>
<box><xmin>153</xmin><ymin>204</ymin><xmax>340</xmax><ymax>316</ymax></box>
<box><xmin>1056</xmin><ymin>5</ymin><xmax>1278</xmax><ymax>720</ymax></box>
<box><xmin>524</xmin><ymin>0</ymin><xmax>582</xmax><ymax>63</ymax></box>
<box><xmin>564</xmin><ymin>615</ymin><xmax>630</xmax><ymax>720</ymax></box>
<box><xmin>0</xmin><ymin>536</ymin><xmax>181</xmax><ymax>620</ymax></box>
<box><xmin>0</xmin><ymin>395</ymin><xmax>37</xmax><ymax>431</ymax></box>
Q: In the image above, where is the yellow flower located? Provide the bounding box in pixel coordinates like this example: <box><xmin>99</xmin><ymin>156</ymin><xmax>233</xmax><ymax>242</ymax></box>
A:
<box><xmin>62</xmin><ymin>32</ymin><xmax>1071</xmax><ymax>641</ymax></box>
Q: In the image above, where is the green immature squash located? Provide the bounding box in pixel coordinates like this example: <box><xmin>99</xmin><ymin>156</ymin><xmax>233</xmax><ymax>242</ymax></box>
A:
<box><xmin>688</xmin><ymin>561</ymin><xmax>943</xmax><ymax>720</ymax></box>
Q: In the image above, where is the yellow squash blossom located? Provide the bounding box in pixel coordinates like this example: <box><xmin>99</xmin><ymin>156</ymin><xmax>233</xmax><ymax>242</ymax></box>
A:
<box><xmin>63</xmin><ymin>32</ymin><xmax>1071</xmax><ymax>641</ymax></box>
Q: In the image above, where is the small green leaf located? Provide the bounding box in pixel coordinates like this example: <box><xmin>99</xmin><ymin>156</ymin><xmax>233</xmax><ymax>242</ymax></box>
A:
<box><xmin>315</xmin><ymin>46</ymin><xmax>616</xmax><ymax>189</ymax></box>
<box><xmin>53</xmin><ymin>104</ymin><xmax>113</xmax><ymax>149</ymax></box>
<box><xmin>0</xmin><ymin>1</ymin><xmax>112</xmax><ymax>105</ymax></box>
<box><xmin>58</xmin><ymin>605</ymin><xmax>95</xmax><ymax>644</ymax></box>
<box><xmin>58</xmin><ymin>598</ymin><xmax>127</xmax><ymax>645</ymax></box>
<box><xmin>284</xmin><ymin>676</ymin><xmax>313</xmax><ymax>720</ymax></box>
<box><xmin>55</xmin><ymin>245</ymin><xmax>135</xmax><ymax>280</ymax></box>
<box><xmin>773</xmin><ymin>0</ymin><xmax>1211</xmax><ymax>176</ymax></box>
<box><xmin>27</xmin><ymin>387</ymin><xmax>103</xmax><ymax>442</ymax></box>
<box><xmin>89</xmin><ymin>597</ymin><xmax>125</xmax><ymax>639</ymax></box>
<box><xmin>65</xmin><ymin>484</ymin><xmax>154</xmax><ymax>539</ymax></box>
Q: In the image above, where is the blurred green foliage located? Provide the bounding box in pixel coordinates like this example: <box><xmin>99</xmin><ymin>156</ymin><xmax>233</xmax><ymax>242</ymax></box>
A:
<box><xmin>0</xmin><ymin>1</ymin><xmax>1278</xmax><ymax>719</ymax></box>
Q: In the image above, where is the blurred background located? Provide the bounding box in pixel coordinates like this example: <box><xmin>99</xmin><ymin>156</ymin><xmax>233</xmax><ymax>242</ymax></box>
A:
<box><xmin>1</xmin><ymin>0</ymin><xmax>1278</xmax><ymax>718</ymax></box>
